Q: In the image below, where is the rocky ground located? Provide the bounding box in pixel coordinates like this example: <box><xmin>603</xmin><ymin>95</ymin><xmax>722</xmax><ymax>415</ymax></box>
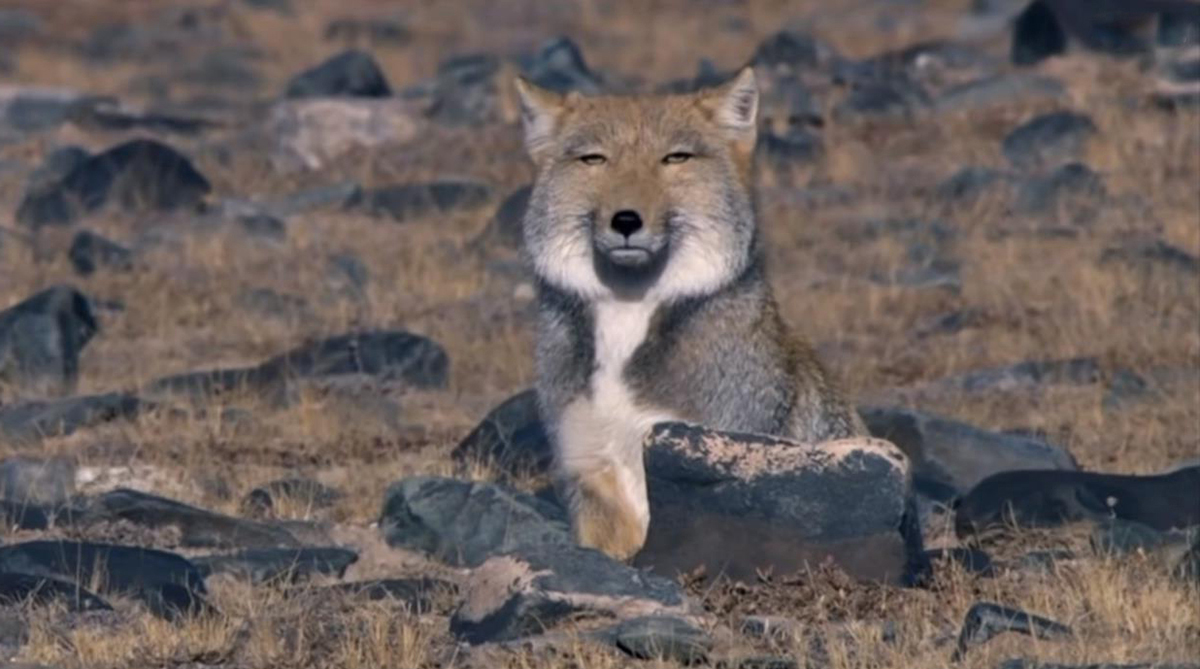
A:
<box><xmin>0</xmin><ymin>0</ymin><xmax>1197</xmax><ymax>668</ymax></box>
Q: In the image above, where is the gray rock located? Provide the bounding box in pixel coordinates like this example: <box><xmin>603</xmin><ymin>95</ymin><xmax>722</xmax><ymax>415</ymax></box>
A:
<box><xmin>0</xmin><ymin>10</ymin><xmax>41</xmax><ymax>42</ymax></box>
<box><xmin>860</xmin><ymin>405</ymin><xmax>1077</xmax><ymax>501</ymax></box>
<box><xmin>473</xmin><ymin>185</ymin><xmax>531</xmax><ymax>251</ymax></box>
<box><xmin>612</xmin><ymin>616</ymin><xmax>712</xmax><ymax>663</ymax></box>
<box><xmin>759</xmin><ymin>126</ymin><xmax>823</xmax><ymax>168</ymax></box>
<box><xmin>68</xmin><ymin>230</ymin><xmax>134</xmax><ymax>276</ymax></box>
<box><xmin>0</xmin><ymin>393</ymin><xmax>143</xmax><ymax>443</ymax></box>
<box><xmin>379</xmin><ymin>477</ymin><xmax>570</xmax><ymax>567</ymax></box>
<box><xmin>1002</xmin><ymin>111</ymin><xmax>1097</xmax><ymax>171</ymax></box>
<box><xmin>326</xmin><ymin>252</ymin><xmax>369</xmax><ymax>297</ymax></box>
<box><xmin>0</xmin><ymin>572</ymin><xmax>110</xmax><ymax>612</ymax></box>
<box><xmin>923</xmin><ymin>357</ymin><xmax>1101</xmax><ymax>394</ymax></box>
<box><xmin>323</xmin><ymin>577</ymin><xmax>454</xmax><ymax>612</ymax></box>
<box><xmin>284</xmin><ymin>49</ymin><xmax>391</xmax><ymax>98</ymax></box>
<box><xmin>450</xmin><ymin>544</ymin><xmax>690</xmax><ymax>644</ymax></box>
<box><xmin>1100</xmin><ymin>238</ymin><xmax>1200</xmax><ymax>276</ymax></box>
<box><xmin>834</xmin><ymin>75</ymin><xmax>930</xmax><ymax>120</ymax></box>
<box><xmin>27</xmin><ymin>146</ymin><xmax>91</xmax><ymax>192</ymax></box>
<box><xmin>953</xmin><ymin>602</ymin><xmax>1071</xmax><ymax>661</ymax></box>
<box><xmin>637</xmin><ymin>424</ymin><xmax>926</xmax><ymax>585</ymax></box>
<box><xmin>1090</xmin><ymin>519</ymin><xmax>1192</xmax><ymax>556</ymax></box>
<box><xmin>16</xmin><ymin>138</ymin><xmax>211</xmax><ymax>228</ymax></box>
<box><xmin>935</xmin><ymin>166</ymin><xmax>1015</xmax><ymax>203</ymax></box>
<box><xmin>1010</xmin><ymin>1</ymin><xmax>1066</xmax><ymax>65</ymax></box>
<box><xmin>925</xmin><ymin>547</ymin><xmax>996</xmax><ymax>577</ymax></box>
<box><xmin>241</xmin><ymin>478</ymin><xmax>343</xmax><ymax>518</ymax></box>
<box><xmin>270</xmin><ymin>181</ymin><xmax>362</xmax><ymax>215</ymax></box>
<box><xmin>0</xmin><ymin>87</ymin><xmax>91</xmax><ymax>134</ymax></box>
<box><xmin>410</xmin><ymin>53</ymin><xmax>504</xmax><ymax>126</ymax></box>
<box><xmin>451</xmin><ymin>389</ymin><xmax>552</xmax><ymax>478</ymax></box>
<box><xmin>236</xmin><ymin>212</ymin><xmax>287</xmax><ymax>242</ymax></box>
<box><xmin>192</xmin><ymin>547</ymin><xmax>358</xmax><ymax>583</ymax></box>
<box><xmin>0</xmin><ymin>457</ymin><xmax>74</xmax><ymax>505</ymax></box>
<box><xmin>144</xmin><ymin>329</ymin><xmax>448</xmax><ymax>403</ymax></box>
<box><xmin>346</xmin><ymin>180</ymin><xmax>491</xmax><ymax>222</ymax></box>
<box><xmin>998</xmin><ymin>661</ymin><xmax>1200</xmax><ymax>669</ymax></box>
<box><xmin>1013</xmin><ymin>162</ymin><xmax>1106</xmax><ymax>217</ymax></box>
<box><xmin>235</xmin><ymin>287</ymin><xmax>310</xmax><ymax>322</ymax></box>
<box><xmin>0</xmin><ymin>540</ymin><xmax>205</xmax><ymax>596</ymax></box>
<box><xmin>519</xmin><ymin>37</ymin><xmax>604</xmax><ymax>94</ymax></box>
<box><xmin>266</xmin><ymin>100</ymin><xmax>420</xmax><ymax>173</ymax></box>
<box><xmin>935</xmin><ymin>73</ymin><xmax>1065</xmax><ymax>112</ymax></box>
<box><xmin>0</xmin><ymin>286</ymin><xmax>98</xmax><ymax>396</ymax></box>
<box><xmin>752</xmin><ymin>30</ymin><xmax>834</xmax><ymax>72</ymax></box>
<box><xmin>92</xmin><ymin>488</ymin><xmax>299</xmax><ymax>549</ymax></box>
<box><xmin>955</xmin><ymin>466</ymin><xmax>1200</xmax><ymax>537</ymax></box>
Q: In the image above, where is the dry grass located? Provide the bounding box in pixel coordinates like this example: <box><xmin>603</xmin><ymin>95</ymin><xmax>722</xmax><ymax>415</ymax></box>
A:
<box><xmin>1</xmin><ymin>0</ymin><xmax>1198</xmax><ymax>667</ymax></box>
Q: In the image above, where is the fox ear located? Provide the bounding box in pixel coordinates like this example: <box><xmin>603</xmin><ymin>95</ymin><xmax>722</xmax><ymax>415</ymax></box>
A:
<box><xmin>700</xmin><ymin>66</ymin><xmax>759</xmax><ymax>139</ymax></box>
<box><xmin>514</xmin><ymin>77</ymin><xmax>568</xmax><ymax>159</ymax></box>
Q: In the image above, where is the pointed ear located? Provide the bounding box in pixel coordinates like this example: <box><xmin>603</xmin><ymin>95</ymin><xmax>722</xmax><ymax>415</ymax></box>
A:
<box><xmin>514</xmin><ymin>77</ymin><xmax>568</xmax><ymax>160</ymax></box>
<box><xmin>698</xmin><ymin>66</ymin><xmax>759</xmax><ymax>140</ymax></box>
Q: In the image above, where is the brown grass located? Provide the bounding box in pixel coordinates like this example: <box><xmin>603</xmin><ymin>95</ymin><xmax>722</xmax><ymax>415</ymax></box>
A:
<box><xmin>1</xmin><ymin>0</ymin><xmax>1198</xmax><ymax>667</ymax></box>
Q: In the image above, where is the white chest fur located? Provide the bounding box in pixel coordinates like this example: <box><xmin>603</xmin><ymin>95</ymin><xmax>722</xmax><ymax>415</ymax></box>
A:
<box><xmin>553</xmin><ymin>299</ymin><xmax>673</xmax><ymax>521</ymax></box>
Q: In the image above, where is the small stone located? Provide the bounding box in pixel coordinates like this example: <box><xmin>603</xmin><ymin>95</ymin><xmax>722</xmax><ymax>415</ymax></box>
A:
<box><xmin>0</xmin><ymin>572</ymin><xmax>111</xmax><ymax>612</ymax></box>
<box><xmin>0</xmin><ymin>286</ymin><xmax>99</xmax><ymax>397</ymax></box>
<box><xmin>451</xmin><ymin>389</ymin><xmax>552</xmax><ymax>478</ymax></box>
<box><xmin>1011</xmin><ymin>0</ymin><xmax>1066</xmax><ymax>66</ymax></box>
<box><xmin>346</xmin><ymin>180</ymin><xmax>491</xmax><ymax>222</ymax></box>
<box><xmin>953</xmin><ymin>602</ymin><xmax>1071</xmax><ymax>661</ymax></box>
<box><xmin>0</xmin><ymin>456</ymin><xmax>75</xmax><ymax>505</ymax></box>
<box><xmin>0</xmin><ymin>393</ymin><xmax>143</xmax><ymax>443</ymax></box>
<box><xmin>68</xmin><ymin>230</ymin><xmax>134</xmax><ymax>276</ymax></box>
<box><xmin>1013</xmin><ymin>162</ymin><xmax>1106</xmax><ymax>216</ymax></box>
<box><xmin>520</xmin><ymin>37</ymin><xmax>603</xmax><ymax>94</ymax></box>
<box><xmin>284</xmin><ymin>49</ymin><xmax>391</xmax><ymax>98</ymax></box>
<box><xmin>92</xmin><ymin>488</ymin><xmax>300</xmax><ymax>549</ymax></box>
<box><xmin>1002</xmin><ymin>111</ymin><xmax>1097</xmax><ymax>171</ymax></box>
<box><xmin>612</xmin><ymin>616</ymin><xmax>712</xmax><ymax>663</ymax></box>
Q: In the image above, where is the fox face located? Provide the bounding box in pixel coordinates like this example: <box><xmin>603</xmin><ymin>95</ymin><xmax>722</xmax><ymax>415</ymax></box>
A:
<box><xmin>516</xmin><ymin>68</ymin><xmax>760</xmax><ymax>301</ymax></box>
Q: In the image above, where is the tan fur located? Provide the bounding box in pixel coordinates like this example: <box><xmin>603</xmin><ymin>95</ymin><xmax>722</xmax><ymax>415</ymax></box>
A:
<box><xmin>568</xmin><ymin>465</ymin><xmax>649</xmax><ymax>560</ymax></box>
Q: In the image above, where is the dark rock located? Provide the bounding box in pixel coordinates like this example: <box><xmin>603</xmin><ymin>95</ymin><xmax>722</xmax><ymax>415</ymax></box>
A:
<box><xmin>520</xmin><ymin>37</ymin><xmax>603</xmax><ymax>94</ymax></box>
<box><xmin>1</xmin><ymin>88</ymin><xmax>91</xmax><ymax>134</ymax></box>
<box><xmin>416</xmin><ymin>54</ymin><xmax>503</xmax><ymax>126</ymax></box>
<box><xmin>753</xmin><ymin>30</ymin><xmax>829</xmax><ymax>71</ymax></box>
<box><xmin>236</xmin><ymin>212</ymin><xmax>287</xmax><ymax>241</ymax></box>
<box><xmin>451</xmin><ymin>389</ymin><xmax>552</xmax><ymax>478</ymax></box>
<box><xmin>953</xmin><ymin>602</ymin><xmax>1071</xmax><ymax>661</ymax></box>
<box><xmin>145</xmin><ymin>330</ymin><xmax>449</xmax><ymax>402</ymax></box>
<box><xmin>68</xmin><ymin>230</ymin><xmax>134</xmax><ymax>276</ymax></box>
<box><xmin>934</xmin><ymin>73</ymin><xmax>1066</xmax><ymax>112</ymax></box>
<box><xmin>1002</xmin><ymin>111</ymin><xmax>1097</xmax><ymax>171</ymax></box>
<box><xmin>1011</xmin><ymin>1</ymin><xmax>1067</xmax><ymax>65</ymax></box>
<box><xmin>193</xmin><ymin>547</ymin><xmax>358</xmax><ymax>584</ymax></box>
<box><xmin>1159</xmin><ymin>9</ymin><xmax>1200</xmax><ymax>48</ymax></box>
<box><xmin>324</xmin><ymin>577</ymin><xmax>454</xmax><ymax>612</ymax></box>
<box><xmin>0</xmin><ymin>10</ymin><xmax>41</xmax><ymax>42</ymax></box>
<box><xmin>0</xmin><ymin>393</ymin><xmax>143</xmax><ymax>443</ymax></box>
<box><xmin>271</xmin><ymin>181</ymin><xmax>362</xmax><ymax>216</ymax></box>
<box><xmin>379</xmin><ymin>477</ymin><xmax>570</xmax><ymax>567</ymax></box>
<box><xmin>326</xmin><ymin>252</ymin><xmax>369</xmax><ymax>297</ymax></box>
<box><xmin>284</xmin><ymin>49</ymin><xmax>391</xmax><ymax>99</ymax></box>
<box><xmin>637</xmin><ymin>424</ymin><xmax>926</xmax><ymax>585</ymax></box>
<box><xmin>860</xmin><ymin>406</ymin><xmax>1077</xmax><ymax>501</ymax></box>
<box><xmin>17</xmin><ymin>139</ymin><xmax>211</xmax><ymax>228</ymax></box>
<box><xmin>0</xmin><ymin>500</ymin><xmax>72</xmax><ymax>530</ymax></box>
<box><xmin>913</xmin><ymin>309</ymin><xmax>987</xmax><ymax>338</ymax></box>
<box><xmin>347</xmin><ymin>180</ymin><xmax>491</xmax><ymax>222</ymax></box>
<box><xmin>612</xmin><ymin>616</ymin><xmax>712</xmax><ymax>663</ymax></box>
<box><xmin>926</xmin><ymin>357</ymin><xmax>1101</xmax><ymax>394</ymax></box>
<box><xmin>759</xmin><ymin>126</ymin><xmax>823</xmax><ymax>167</ymax></box>
<box><xmin>450</xmin><ymin>544</ymin><xmax>689</xmax><ymax>644</ymax></box>
<box><xmin>68</xmin><ymin>99</ymin><xmax>222</xmax><ymax>135</ymax></box>
<box><xmin>1013</xmin><ymin>162</ymin><xmax>1106</xmax><ymax>215</ymax></box>
<box><xmin>0</xmin><ymin>456</ymin><xmax>75</xmax><ymax>504</ymax></box>
<box><xmin>925</xmin><ymin>547</ymin><xmax>996</xmax><ymax>576</ymax></box>
<box><xmin>1008</xmin><ymin>548</ymin><xmax>1075</xmax><ymax>574</ymax></box>
<box><xmin>474</xmin><ymin>185</ymin><xmax>531</xmax><ymax>251</ymax></box>
<box><xmin>1103</xmin><ymin>368</ymin><xmax>1152</xmax><ymax>409</ymax></box>
<box><xmin>28</xmin><ymin>146</ymin><xmax>91</xmax><ymax>192</ymax></box>
<box><xmin>140</xmin><ymin>581</ymin><xmax>217</xmax><ymax>621</ymax></box>
<box><xmin>0</xmin><ymin>540</ymin><xmax>205</xmax><ymax>595</ymax></box>
<box><xmin>955</xmin><ymin>466</ymin><xmax>1200</xmax><ymax>537</ymax></box>
<box><xmin>935</xmin><ymin>166</ymin><xmax>1014</xmax><ymax>203</ymax></box>
<box><xmin>1090</xmin><ymin>519</ymin><xmax>1188</xmax><ymax>556</ymax></box>
<box><xmin>1100</xmin><ymin>239</ymin><xmax>1200</xmax><ymax>276</ymax></box>
<box><xmin>0</xmin><ymin>573</ymin><xmax>111</xmax><ymax>612</ymax></box>
<box><xmin>93</xmin><ymin>488</ymin><xmax>299</xmax><ymax>549</ymax></box>
<box><xmin>324</xmin><ymin>17</ymin><xmax>410</xmax><ymax>46</ymax></box>
<box><xmin>834</xmin><ymin>76</ymin><xmax>929</xmax><ymax>120</ymax></box>
<box><xmin>658</xmin><ymin>59</ymin><xmax>733</xmax><ymax>95</ymax></box>
<box><xmin>241</xmin><ymin>478</ymin><xmax>343</xmax><ymax>518</ymax></box>
<box><xmin>0</xmin><ymin>286</ymin><xmax>98</xmax><ymax>396</ymax></box>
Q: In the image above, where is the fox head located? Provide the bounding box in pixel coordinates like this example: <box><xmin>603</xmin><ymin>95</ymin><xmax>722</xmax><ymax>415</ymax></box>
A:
<box><xmin>515</xmin><ymin>68</ymin><xmax>760</xmax><ymax>301</ymax></box>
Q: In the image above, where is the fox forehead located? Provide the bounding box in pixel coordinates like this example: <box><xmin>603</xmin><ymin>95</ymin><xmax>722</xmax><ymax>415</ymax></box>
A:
<box><xmin>553</xmin><ymin>97</ymin><xmax>718</xmax><ymax>153</ymax></box>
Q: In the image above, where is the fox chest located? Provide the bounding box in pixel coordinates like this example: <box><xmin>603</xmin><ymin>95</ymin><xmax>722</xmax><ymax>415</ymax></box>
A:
<box><xmin>557</xmin><ymin>300</ymin><xmax>674</xmax><ymax>458</ymax></box>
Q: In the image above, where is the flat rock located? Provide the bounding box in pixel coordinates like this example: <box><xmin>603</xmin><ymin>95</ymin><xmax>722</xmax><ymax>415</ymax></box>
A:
<box><xmin>922</xmin><ymin>357</ymin><xmax>1101</xmax><ymax>394</ymax></box>
<box><xmin>1013</xmin><ymin>162</ymin><xmax>1106</xmax><ymax>217</ymax></box>
<box><xmin>0</xmin><ymin>286</ymin><xmax>98</xmax><ymax>397</ymax></box>
<box><xmin>0</xmin><ymin>393</ymin><xmax>143</xmax><ymax>444</ymax></box>
<box><xmin>450</xmin><ymin>544</ymin><xmax>690</xmax><ymax>644</ymax></box>
<box><xmin>379</xmin><ymin>477</ymin><xmax>570</xmax><ymax>567</ymax></box>
<box><xmin>0</xmin><ymin>540</ymin><xmax>205</xmax><ymax>595</ymax></box>
<box><xmin>451</xmin><ymin>389</ymin><xmax>551</xmax><ymax>478</ymax></box>
<box><xmin>16</xmin><ymin>139</ymin><xmax>210</xmax><ymax>228</ymax></box>
<box><xmin>519</xmin><ymin>37</ymin><xmax>604</xmax><ymax>94</ymax></box>
<box><xmin>955</xmin><ymin>466</ymin><xmax>1200</xmax><ymax>537</ymax></box>
<box><xmin>266</xmin><ymin>98</ymin><xmax>420</xmax><ymax>173</ymax></box>
<box><xmin>0</xmin><ymin>456</ymin><xmax>75</xmax><ymax>505</ymax></box>
<box><xmin>0</xmin><ymin>572</ymin><xmax>111</xmax><ymax>612</ymax></box>
<box><xmin>935</xmin><ymin>73</ymin><xmax>1065</xmax><ymax>112</ymax></box>
<box><xmin>861</xmin><ymin>405</ymin><xmax>1078</xmax><ymax>501</ymax></box>
<box><xmin>92</xmin><ymin>488</ymin><xmax>299</xmax><ymax>549</ymax></box>
<box><xmin>346</xmin><ymin>180</ymin><xmax>491</xmax><ymax>222</ymax></box>
<box><xmin>323</xmin><ymin>577</ymin><xmax>454</xmax><ymax>612</ymax></box>
<box><xmin>1002</xmin><ymin>111</ymin><xmax>1097</xmax><ymax>171</ymax></box>
<box><xmin>610</xmin><ymin>616</ymin><xmax>712</xmax><ymax>663</ymax></box>
<box><xmin>636</xmin><ymin>424</ymin><xmax>926</xmax><ymax>585</ymax></box>
<box><xmin>68</xmin><ymin>230</ymin><xmax>134</xmax><ymax>276</ymax></box>
<box><xmin>284</xmin><ymin>49</ymin><xmax>391</xmax><ymax>98</ymax></box>
<box><xmin>954</xmin><ymin>602</ymin><xmax>1071</xmax><ymax>661</ymax></box>
<box><xmin>193</xmin><ymin>547</ymin><xmax>357</xmax><ymax>583</ymax></box>
<box><xmin>1100</xmin><ymin>239</ymin><xmax>1200</xmax><ymax>276</ymax></box>
<box><xmin>998</xmin><ymin>662</ymin><xmax>1200</xmax><ymax>669</ymax></box>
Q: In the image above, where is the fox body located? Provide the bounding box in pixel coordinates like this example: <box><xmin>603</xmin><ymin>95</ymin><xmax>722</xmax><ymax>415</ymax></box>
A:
<box><xmin>516</xmin><ymin>68</ymin><xmax>866</xmax><ymax>560</ymax></box>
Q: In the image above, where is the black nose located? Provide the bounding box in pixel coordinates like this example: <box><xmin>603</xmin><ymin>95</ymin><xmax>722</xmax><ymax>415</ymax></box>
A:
<box><xmin>611</xmin><ymin>210</ymin><xmax>643</xmax><ymax>237</ymax></box>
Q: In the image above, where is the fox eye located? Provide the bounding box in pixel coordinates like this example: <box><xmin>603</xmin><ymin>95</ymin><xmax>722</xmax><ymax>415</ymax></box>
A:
<box><xmin>663</xmin><ymin>152</ymin><xmax>694</xmax><ymax>164</ymax></box>
<box><xmin>578</xmin><ymin>154</ymin><xmax>607</xmax><ymax>165</ymax></box>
